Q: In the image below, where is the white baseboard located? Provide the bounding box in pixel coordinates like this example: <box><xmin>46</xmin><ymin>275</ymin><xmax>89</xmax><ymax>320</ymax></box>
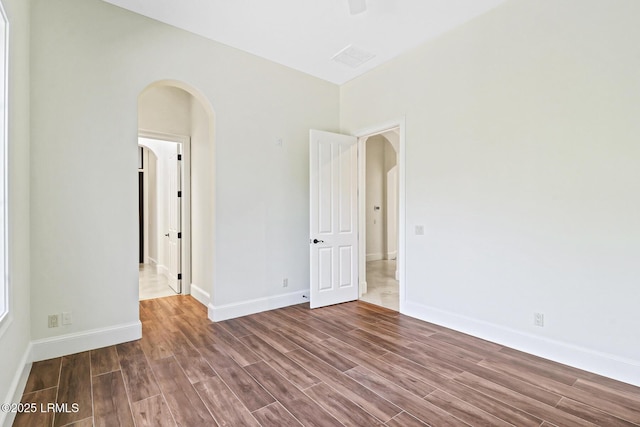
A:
<box><xmin>157</xmin><ymin>264</ymin><xmax>169</xmax><ymax>279</ymax></box>
<box><xmin>402</xmin><ymin>300</ymin><xmax>640</xmax><ymax>387</ymax></box>
<box><xmin>147</xmin><ymin>257</ymin><xmax>157</xmax><ymax>266</ymax></box>
<box><xmin>1</xmin><ymin>343</ymin><xmax>32</xmax><ymax>427</ymax></box>
<box><xmin>190</xmin><ymin>283</ymin><xmax>210</xmax><ymax>307</ymax></box>
<box><xmin>30</xmin><ymin>321</ymin><xmax>142</xmax><ymax>362</ymax></box>
<box><xmin>208</xmin><ymin>290</ymin><xmax>307</xmax><ymax>322</ymax></box>
<box><xmin>385</xmin><ymin>251</ymin><xmax>398</xmax><ymax>260</ymax></box>
<box><xmin>366</xmin><ymin>253</ymin><xmax>383</xmax><ymax>262</ymax></box>
<box><xmin>359</xmin><ymin>281</ymin><xmax>367</xmax><ymax>296</ymax></box>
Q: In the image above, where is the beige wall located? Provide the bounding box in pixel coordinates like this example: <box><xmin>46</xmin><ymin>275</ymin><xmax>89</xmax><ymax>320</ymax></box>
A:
<box><xmin>341</xmin><ymin>0</ymin><xmax>640</xmax><ymax>384</ymax></box>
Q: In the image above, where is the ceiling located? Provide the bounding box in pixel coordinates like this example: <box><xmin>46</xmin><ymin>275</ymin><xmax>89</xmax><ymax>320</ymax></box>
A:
<box><xmin>102</xmin><ymin>0</ymin><xmax>507</xmax><ymax>85</ymax></box>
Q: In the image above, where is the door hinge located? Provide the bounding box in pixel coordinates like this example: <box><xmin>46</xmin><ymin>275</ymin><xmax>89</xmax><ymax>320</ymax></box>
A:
<box><xmin>178</xmin><ymin>232</ymin><xmax>182</xmax><ymax>239</ymax></box>
<box><xmin>178</xmin><ymin>154</ymin><xmax>182</xmax><ymax>161</ymax></box>
<box><xmin>177</xmin><ymin>273</ymin><xmax>182</xmax><ymax>280</ymax></box>
<box><xmin>177</xmin><ymin>191</ymin><xmax>182</xmax><ymax>197</ymax></box>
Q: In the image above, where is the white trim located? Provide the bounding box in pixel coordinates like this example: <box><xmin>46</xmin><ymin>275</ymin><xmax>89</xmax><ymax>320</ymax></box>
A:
<box><xmin>141</xmin><ymin>147</ymin><xmax>150</xmax><ymax>264</ymax></box>
<box><xmin>1</xmin><ymin>343</ymin><xmax>31</xmax><ymax>427</ymax></box>
<box><xmin>30</xmin><ymin>321</ymin><xmax>142</xmax><ymax>362</ymax></box>
<box><xmin>190</xmin><ymin>283</ymin><xmax>210</xmax><ymax>307</ymax></box>
<box><xmin>0</xmin><ymin>311</ymin><xmax>11</xmax><ymax>339</ymax></box>
<box><xmin>357</xmin><ymin>137</ymin><xmax>367</xmax><ymax>302</ymax></box>
<box><xmin>157</xmin><ymin>263</ymin><xmax>169</xmax><ymax>280</ymax></box>
<box><xmin>208</xmin><ymin>290</ymin><xmax>307</xmax><ymax>322</ymax></box>
<box><xmin>359</xmin><ymin>281</ymin><xmax>367</xmax><ymax>296</ymax></box>
<box><xmin>0</xmin><ymin>0</ymin><xmax>9</xmax><ymax>336</ymax></box>
<box><xmin>403</xmin><ymin>300</ymin><xmax>640</xmax><ymax>388</ymax></box>
<box><xmin>366</xmin><ymin>253</ymin><xmax>383</xmax><ymax>262</ymax></box>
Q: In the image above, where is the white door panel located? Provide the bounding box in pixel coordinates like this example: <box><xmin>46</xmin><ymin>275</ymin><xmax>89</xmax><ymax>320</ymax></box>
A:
<box><xmin>310</xmin><ymin>130</ymin><xmax>358</xmax><ymax>308</ymax></box>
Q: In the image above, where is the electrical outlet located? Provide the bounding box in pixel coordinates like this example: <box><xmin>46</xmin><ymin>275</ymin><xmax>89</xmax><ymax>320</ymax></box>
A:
<box><xmin>48</xmin><ymin>315</ymin><xmax>59</xmax><ymax>328</ymax></box>
<box><xmin>62</xmin><ymin>312</ymin><xmax>73</xmax><ymax>325</ymax></box>
<box><xmin>534</xmin><ymin>312</ymin><xmax>544</xmax><ymax>327</ymax></box>
<box><xmin>282</xmin><ymin>278</ymin><xmax>288</xmax><ymax>288</ymax></box>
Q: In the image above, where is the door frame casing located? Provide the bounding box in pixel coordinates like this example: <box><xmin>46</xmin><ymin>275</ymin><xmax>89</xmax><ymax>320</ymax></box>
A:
<box><xmin>138</xmin><ymin>130</ymin><xmax>192</xmax><ymax>295</ymax></box>
<box><xmin>354</xmin><ymin>118</ymin><xmax>406</xmax><ymax>312</ymax></box>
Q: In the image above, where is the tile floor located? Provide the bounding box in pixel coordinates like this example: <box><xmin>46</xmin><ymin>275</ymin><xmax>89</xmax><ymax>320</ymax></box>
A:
<box><xmin>139</xmin><ymin>264</ymin><xmax>178</xmax><ymax>300</ymax></box>
<box><xmin>14</xmin><ymin>296</ymin><xmax>640</xmax><ymax>426</ymax></box>
<box><xmin>361</xmin><ymin>259</ymin><xmax>399</xmax><ymax>311</ymax></box>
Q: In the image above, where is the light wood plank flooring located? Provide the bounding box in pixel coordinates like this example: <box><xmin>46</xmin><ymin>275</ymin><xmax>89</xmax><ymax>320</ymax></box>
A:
<box><xmin>14</xmin><ymin>296</ymin><xmax>640</xmax><ymax>426</ymax></box>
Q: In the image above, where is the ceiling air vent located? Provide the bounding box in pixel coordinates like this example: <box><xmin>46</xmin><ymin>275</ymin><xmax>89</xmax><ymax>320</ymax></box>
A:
<box><xmin>332</xmin><ymin>45</ymin><xmax>375</xmax><ymax>68</ymax></box>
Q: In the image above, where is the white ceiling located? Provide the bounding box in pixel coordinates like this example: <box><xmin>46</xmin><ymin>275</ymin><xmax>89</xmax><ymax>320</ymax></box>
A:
<box><xmin>102</xmin><ymin>0</ymin><xmax>507</xmax><ymax>84</ymax></box>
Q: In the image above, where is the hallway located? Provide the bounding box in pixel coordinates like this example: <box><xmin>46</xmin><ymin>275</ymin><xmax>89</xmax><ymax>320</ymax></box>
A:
<box><xmin>139</xmin><ymin>264</ymin><xmax>177</xmax><ymax>300</ymax></box>
<box><xmin>360</xmin><ymin>259</ymin><xmax>399</xmax><ymax>311</ymax></box>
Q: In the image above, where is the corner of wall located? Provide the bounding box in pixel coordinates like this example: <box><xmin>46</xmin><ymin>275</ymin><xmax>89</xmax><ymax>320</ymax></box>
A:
<box><xmin>190</xmin><ymin>283</ymin><xmax>210</xmax><ymax>307</ymax></box>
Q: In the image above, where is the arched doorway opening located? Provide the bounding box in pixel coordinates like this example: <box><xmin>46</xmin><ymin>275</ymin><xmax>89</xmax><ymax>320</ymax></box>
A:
<box><xmin>137</xmin><ymin>81</ymin><xmax>215</xmax><ymax>307</ymax></box>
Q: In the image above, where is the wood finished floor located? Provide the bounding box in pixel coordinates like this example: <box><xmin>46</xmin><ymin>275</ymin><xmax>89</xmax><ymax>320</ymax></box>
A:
<box><xmin>14</xmin><ymin>296</ymin><xmax>640</xmax><ymax>427</ymax></box>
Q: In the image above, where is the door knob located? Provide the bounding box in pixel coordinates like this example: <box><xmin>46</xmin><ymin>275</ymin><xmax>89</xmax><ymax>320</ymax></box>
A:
<box><xmin>164</xmin><ymin>233</ymin><xmax>170</xmax><ymax>237</ymax></box>
<box><xmin>312</xmin><ymin>239</ymin><xmax>324</xmax><ymax>244</ymax></box>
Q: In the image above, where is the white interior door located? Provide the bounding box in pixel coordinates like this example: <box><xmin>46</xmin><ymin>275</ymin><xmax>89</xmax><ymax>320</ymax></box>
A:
<box><xmin>167</xmin><ymin>145</ymin><xmax>182</xmax><ymax>293</ymax></box>
<box><xmin>309</xmin><ymin>130</ymin><xmax>358</xmax><ymax>308</ymax></box>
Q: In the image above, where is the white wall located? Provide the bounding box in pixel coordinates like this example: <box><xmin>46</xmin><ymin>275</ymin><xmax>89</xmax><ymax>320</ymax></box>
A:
<box><xmin>29</xmin><ymin>0</ymin><xmax>338</xmax><ymax>346</ymax></box>
<box><xmin>144</xmin><ymin>148</ymin><xmax>158</xmax><ymax>263</ymax></box>
<box><xmin>386</xmin><ymin>165</ymin><xmax>398</xmax><ymax>259</ymax></box>
<box><xmin>365</xmin><ymin>136</ymin><xmax>384</xmax><ymax>260</ymax></box>
<box><xmin>365</xmin><ymin>135</ymin><xmax>398</xmax><ymax>261</ymax></box>
<box><xmin>383</xmin><ymin>139</ymin><xmax>398</xmax><ymax>259</ymax></box>
<box><xmin>139</xmin><ymin>86</ymin><xmax>192</xmax><ymax>136</ymax></box>
<box><xmin>0</xmin><ymin>0</ymin><xmax>31</xmax><ymax>423</ymax></box>
<box><xmin>341</xmin><ymin>0</ymin><xmax>640</xmax><ymax>385</ymax></box>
